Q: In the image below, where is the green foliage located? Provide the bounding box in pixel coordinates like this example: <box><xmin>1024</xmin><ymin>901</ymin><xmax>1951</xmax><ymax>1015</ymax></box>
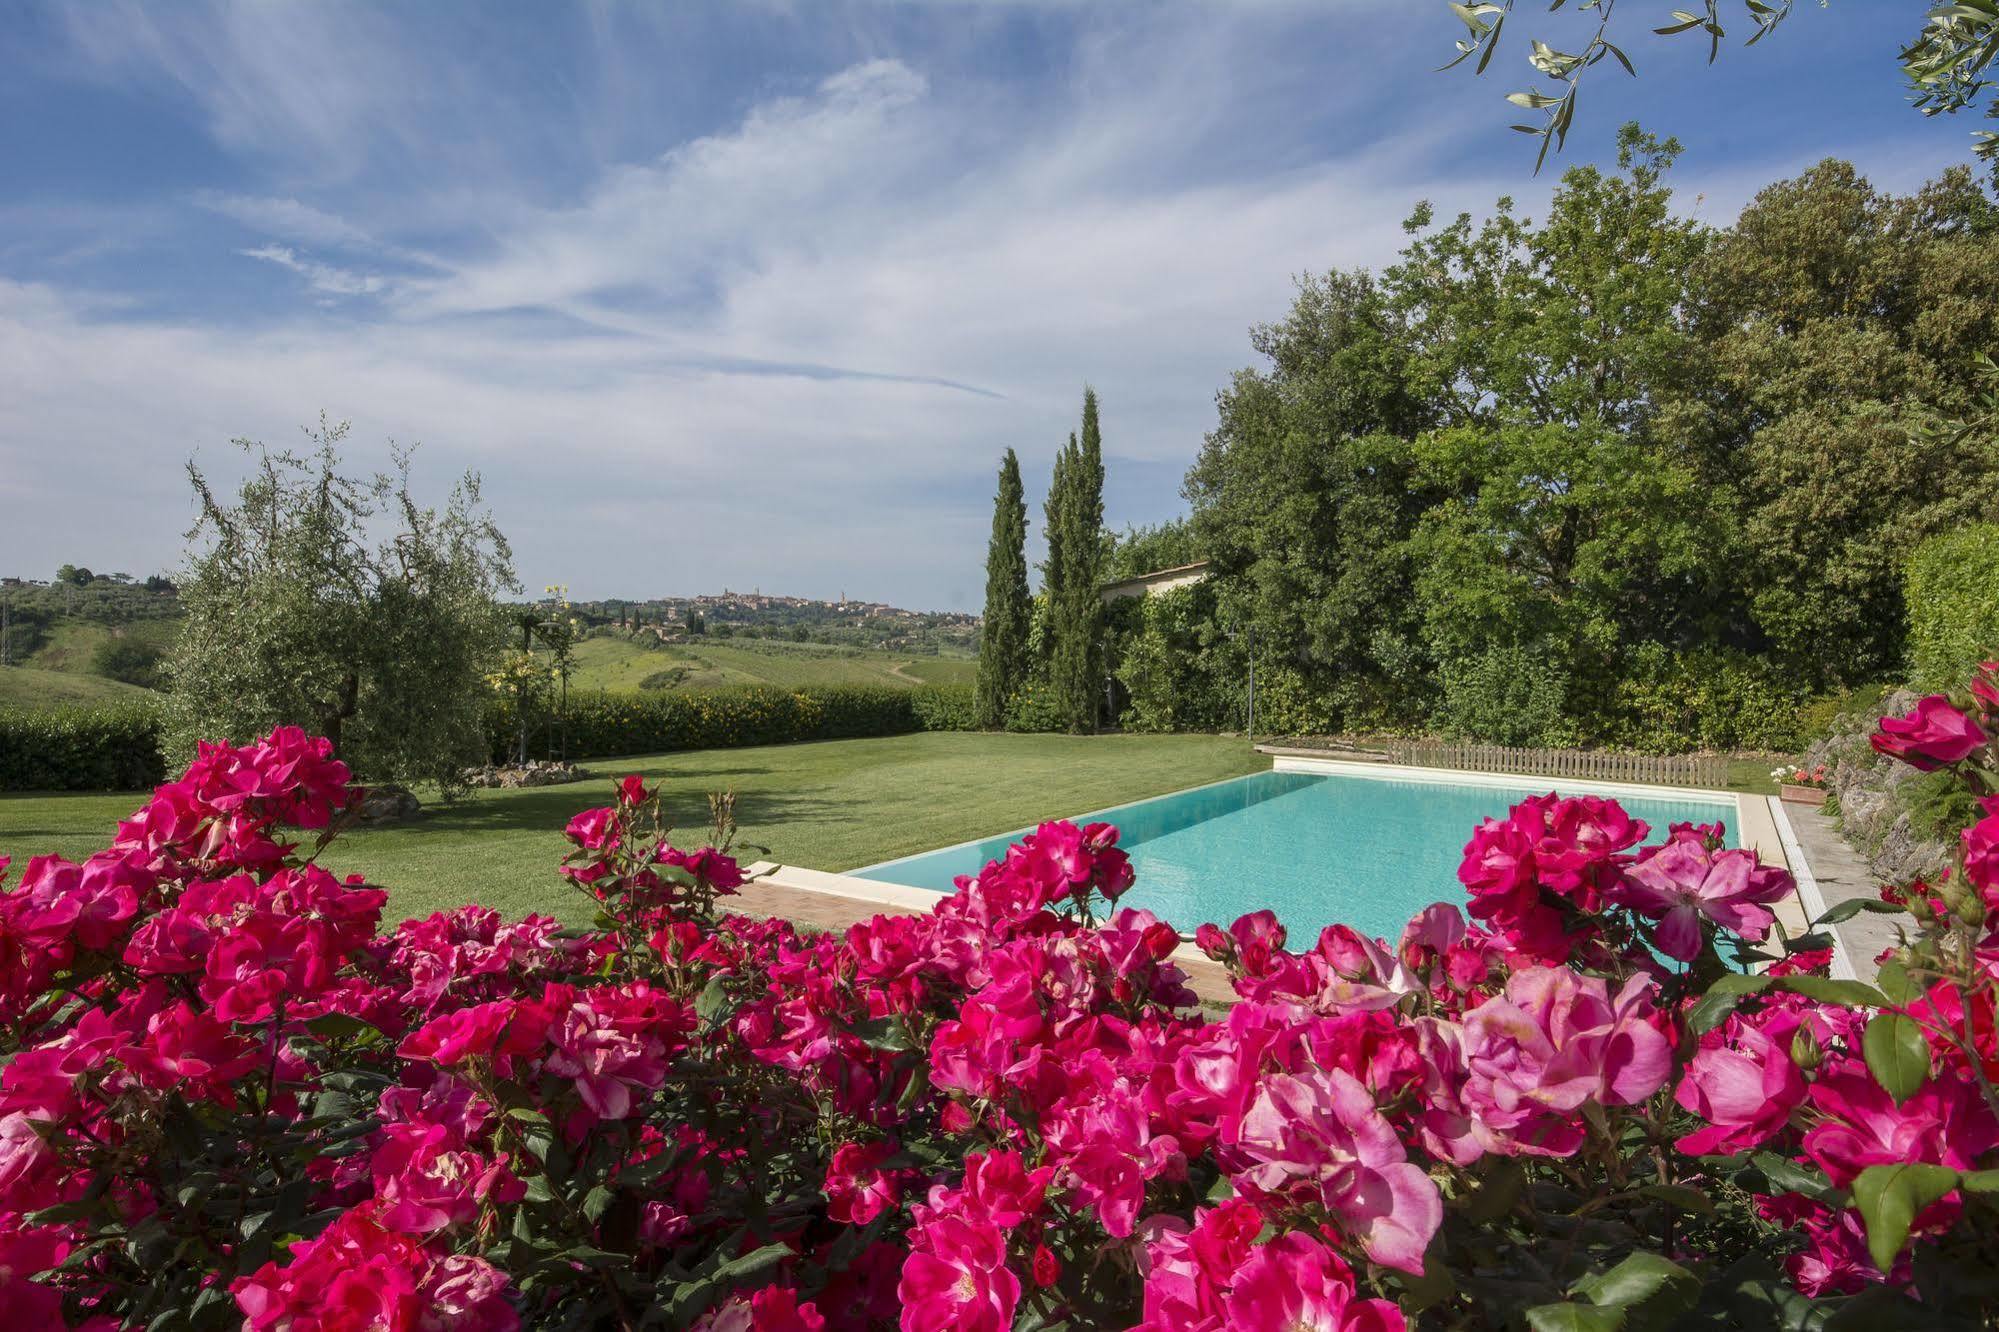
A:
<box><xmin>1040</xmin><ymin>390</ymin><xmax>1109</xmax><ymax>732</ymax></box>
<box><xmin>1103</xmin><ymin>519</ymin><xmax>1203</xmax><ymax>583</ymax></box>
<box><xmin>906</xmin><ymin>683</ymin><xmax>977</xmax><ymax>731</ymax></box>
<box><xmin>975</xmin><ymin>449</ymin><xmax>1032</xmax><ymax>729</ymax></box>
<box><xmin>1110</xmin><ymin>586</ymin><xmax>1232</xmax><ymax>733</ymax></box>
<box><xmin>1441</xmin><ymin>2</ymin><xmax>1999</xmax><ymax>170</ymax></box>
<box><xmin>0</xmin><ymin>703</ymin><xmax>164</xmax><ymax>791</ymax></box>
<box><xmin>1437</xmin><ymin>646</ymin><xmax>1578</xmax><ymax>749</ymax></box>
<box><xmin>163</xmin><ymin>419</ymin><xmax>516</xmax><ymax>792</ymax></box>
<box><xmin>1702</xmin><ymin>163</ymin><xmax>1999</xmax><ymax>684</ymax></box>
<box><xmin>90</xmin><ymin>637</ymin><xmax>163</xmax><ymax>690</ymax></box>
<box><xmin>1173</xmin><ymin>139</ymin><xmax>1999</xmax><ymax>751</ymax></box>
<box><xmin>1900</xmin><ymin>764</ymin><xmax>1988</xmax><ymax>844</ymax></box>
<box><xmin>487</xmin><ymin>684</ymin><xmax>975</xmax><ymax>762</ymax></box>
<box><xmin>1002</xmin><ymin>679</ymin><xmax>1070</xmax><ymax>734</ymax></box>
<box><xmin>1184</xmin><ymin>270</ymin><xmax>1432</xmax><ymax>734</ymax></box>
<box><xmin>1598</xmin><ymin>648</ymin><xmax>1806</xmax><ymax>754</ymax></box>
<box><xmin>1906</xmin><ymin>523</ymin><xmax>1999</xmax><ymax>689</ymax></box>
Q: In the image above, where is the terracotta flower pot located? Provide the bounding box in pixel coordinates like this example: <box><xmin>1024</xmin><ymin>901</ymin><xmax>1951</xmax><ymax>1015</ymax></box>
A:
<box><xmin>1780</xmin><ymin>783</ymin><xmax>1827</xmax><ymax>807</ymax></box>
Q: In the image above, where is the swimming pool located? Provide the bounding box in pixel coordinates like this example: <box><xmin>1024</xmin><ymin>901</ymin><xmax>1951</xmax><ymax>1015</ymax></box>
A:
<box><xmin>852</xmin><ymin>766</ymin><xmax>1740</xmax><ymax>942</ymax></box>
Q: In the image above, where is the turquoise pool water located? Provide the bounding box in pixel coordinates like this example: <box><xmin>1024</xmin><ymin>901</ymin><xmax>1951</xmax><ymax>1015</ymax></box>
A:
<box><xmin>852</xmin><ymin>770</ymin><xmax>1739</xmax><ymax>942</ymax></box>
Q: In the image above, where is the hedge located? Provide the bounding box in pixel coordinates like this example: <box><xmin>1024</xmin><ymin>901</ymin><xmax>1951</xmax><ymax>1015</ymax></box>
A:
<box><xmin>490</xmin><ymin>684</ymin><xmax>977</xmax><ymax>763</ymax></box>
<box><xmin>0</xmin><ymin>686</ymin><xmax>979</xmax><ymax>793</ymax></box>
<box><xmin>0</xmin><ymin>703</ymin><xmax>165</xmax><ymax>792</ymax></box>
<box><xmin>1906</xmin><ymin>523</ymin><xmax>1999</xmax><ymax>689</ymax></box>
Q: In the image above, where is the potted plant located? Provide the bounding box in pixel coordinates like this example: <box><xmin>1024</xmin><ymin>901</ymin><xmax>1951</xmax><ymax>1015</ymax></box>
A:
<box><xmin>1773</xmin><ymin>761</ymin><xmax>1830</xmax><ymax>806</ymax></box>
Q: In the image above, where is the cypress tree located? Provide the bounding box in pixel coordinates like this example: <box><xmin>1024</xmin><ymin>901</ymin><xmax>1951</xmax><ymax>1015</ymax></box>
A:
<box><xmin>1043</xmin><ymin>389</ymin><xmax>1109</xmax><ymax>732</ymax></box>
<box><xmin>1040</xmin><ymin>433</ymin><xmax>1074</xmax><ymax>679</ymax></box>
<box><xmin>975</xmin><ymin>449</ymin><xmax>1031</xmax><ymax>728</ymax></box>
<box><xmin>1076</xmin><ymin>387</ymin><xmax>1107</xmax><ymax>711</ymax></box>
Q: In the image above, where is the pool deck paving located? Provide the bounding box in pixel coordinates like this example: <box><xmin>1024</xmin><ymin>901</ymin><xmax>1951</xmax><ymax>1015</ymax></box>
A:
<box><xmin>1782</xmin><ymin>803</ymin><xmax>1900</xmax><ymax>981</ymax></box>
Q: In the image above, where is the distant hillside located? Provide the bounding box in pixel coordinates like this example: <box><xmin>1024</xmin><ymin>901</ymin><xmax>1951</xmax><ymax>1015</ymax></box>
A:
<box><xmin>565</xmin><ymin>636</ymin><xmax>976</xmax><ymax>695</ymax></box>
<box><xmin>1</xmin><ymin>578</ymin><xmax>182</xmax><ymax>708</ymax></box>
<box><xmin>554</xmin><ymin>589</ymin><xmax>979</xmax><ymax>656</ymax></box>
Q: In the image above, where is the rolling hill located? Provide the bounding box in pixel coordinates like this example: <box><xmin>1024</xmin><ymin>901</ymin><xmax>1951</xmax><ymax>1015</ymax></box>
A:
<box><xmin>564</xmin><ymin>635</ymin><xmax>976</xmax><ymax>694</ymax></box>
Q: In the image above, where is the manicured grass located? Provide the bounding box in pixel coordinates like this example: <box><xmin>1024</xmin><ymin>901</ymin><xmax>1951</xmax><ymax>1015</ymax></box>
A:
<box><xmin>1726</xmin><ymin>756</ymin><xmax>1786</xmax><ymax>797</ymax></box>
<box><xmin>0</xmin><ymin>665</ymin><xmax>156</xmax><ymax>709</ymax></box>
<box><xmin>0</xmin><ymin>732</ymin><xmax>1264</xmax><ymax>927</ymax></box>
<box><xmin>565</xmin><ymin>636</ymin><xmax>976</xmax><ymax>694</ymax></box>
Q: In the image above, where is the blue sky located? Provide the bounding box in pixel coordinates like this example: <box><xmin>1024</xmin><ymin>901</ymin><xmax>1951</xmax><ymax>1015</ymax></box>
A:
<box><xmin>0</xmin><ymin>1</ymin><xmax>1979</xmax><ymax>610</ymax></box>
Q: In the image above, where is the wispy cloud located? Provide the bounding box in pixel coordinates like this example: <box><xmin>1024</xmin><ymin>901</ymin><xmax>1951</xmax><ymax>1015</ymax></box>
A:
<box><xmin>237</xmin><ymin>244</ymin><xmax>389</xmax><ymax>300</ymax></box>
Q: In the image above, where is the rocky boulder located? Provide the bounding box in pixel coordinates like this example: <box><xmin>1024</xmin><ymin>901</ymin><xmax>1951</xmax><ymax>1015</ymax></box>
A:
<box><xmin>1802</xmin><ymin>689</ymin><xmax>1953</xmax><ymax>886</ymax></box>
<box><xmin>353</xmin><ymin>784</ymin><xmax>422</xmax><ymax>826</ymax></box>
<box><xmin>461</xmin><ymin>760</ymin><xmax>594</xmax><ymax>790</ymax></box>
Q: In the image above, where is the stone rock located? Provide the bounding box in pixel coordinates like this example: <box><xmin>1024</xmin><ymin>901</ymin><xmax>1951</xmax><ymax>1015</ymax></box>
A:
<box><xmin>354</xmin><ymin>785</ymin><xmax>422</xmax><ymax>826</ymax></box>
<box><xmin>460</xmin><ymin>760</ymin><xmax>594</xmax><ymax>790</ymax></box>
<box><xmin>1801</xmin><ymin>688</ymin><xmax>1952</xmax><ymax>886</ymax></box>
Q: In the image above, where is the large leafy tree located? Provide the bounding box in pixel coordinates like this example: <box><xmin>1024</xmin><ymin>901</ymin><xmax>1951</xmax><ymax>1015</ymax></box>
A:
<box><xmin>1184</xmin><ymin>270</ymin><xmax>1433</xmax><ymax>728</ymax></box>
<box><xmin>163</xmin><ymin>418</ymin><xmax>516</xmax><ymax>791</ymax></box>
<box><xmin>974</xmin><ymin>448</ymin><xmax>1032</xmax><ymax>729</ymax></box>
<box><xmin>1687</xmin><ymin>159</ymin><xmax>1999</xmax><ymax>683</ymax></box>
<box><xmin>1385</xmin><ymin>128</ymin><xmax>1733</xmax><ymax>708</ymax></box>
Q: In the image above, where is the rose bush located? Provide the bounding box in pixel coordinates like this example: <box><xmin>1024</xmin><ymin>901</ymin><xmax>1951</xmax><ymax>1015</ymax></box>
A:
<box><xmin>2</xmin><ymin>669</ymin><xmax>1998</xmax><ymax>1328</ymax></box>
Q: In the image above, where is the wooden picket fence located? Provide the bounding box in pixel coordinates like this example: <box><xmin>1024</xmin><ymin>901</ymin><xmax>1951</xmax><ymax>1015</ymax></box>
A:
<box><xmin>1388</xmin><ymin>742</ymin><xmax>1728</xmax><ymax>790</ymax></box>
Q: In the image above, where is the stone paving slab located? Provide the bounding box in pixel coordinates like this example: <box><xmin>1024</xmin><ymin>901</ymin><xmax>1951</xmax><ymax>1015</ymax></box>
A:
<box><xmin>1783</xmin><ymin>803</ymin><xmax>1904</xmax><ymax>980</ymax></box>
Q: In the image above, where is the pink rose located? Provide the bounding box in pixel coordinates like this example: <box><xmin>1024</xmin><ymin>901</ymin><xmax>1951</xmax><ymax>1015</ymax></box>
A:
<box><xmin>1964</xmin><ymin>797</ymin><xmax>1999</xmax><ymax>901</ymax></box>
<box><xmin>1221</xmin><ymin>1233</ymin><xmax>1406</xmax><ymax>1332</ymax></box>
<box><xmin>1674</xmin><ymin>1011</ymin><xmax>1808</xmax><ymax>1156</ymax></box>
<box><xmin>1234</xmin><ymin>1066</ymin><xmax>1441</xmax><ymax>1274</ymax></box>
<box><xmin>824</xmin><ymin>1140</ymin><xmax>902</xmax><ymax>1226</ymax></box>
<box><xmin>1617</xmin><ymin>840</ymin><xmax>1795</xmax><ymax>960</ymax></box>
<box><xmin>1802</xmin><ymin>1065</ymin><xmax>1999</xmax><ymax>1186</ymax></box>
<box><xmin>1872</xmin><ymin>695</ymin><xmax>1988</xmax><ymax>771</ymax></box>
<box><xmin>371</xmin><ymin>1123</ymin><xmax>524</xmax><ymax>1235</ymax></box>
<box><xmin>563</xmin><ymin>807</ymin><xmax>618</xmax><ymax>851</ymax></box>
<box><xmin>543</xmin><ymin>983</ymin><xmax>689</xmax><ymax>1121</ymax></box>
<box><xmin>898</xmin><ymin>1214</ymin><xmax>1018</xmax><ymax>1332</ymax></box>
<box><xmin>0</xmin><ymin>1111</ymin><xmax>60</xmax><ymax>1212</ymax></box>
<box><xmin>1460</xmin><ymin>968</ymin><xmax>1673</xmax><ymax>1157</ymax></box>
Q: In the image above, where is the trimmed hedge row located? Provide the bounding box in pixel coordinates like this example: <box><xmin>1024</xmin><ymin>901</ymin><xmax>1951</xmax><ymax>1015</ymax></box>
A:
<box><xmin>1907</xmin><ymin>523</ymin><xmax>1999</xmax><ymax>690</ymax></box>
<box><xmin>0</xmin><ymin>686</ymin><xmax>979</xmax><ymax>793</ymax></box>
<box><xmin>490</xmin><ymin>684</ymin><xmax>978</xmax><ymax>763</ymax></box>
<box><xmin>0</xmin><ymin>704</ymin><xmax>166</xmax><ymax>793</ymax></box>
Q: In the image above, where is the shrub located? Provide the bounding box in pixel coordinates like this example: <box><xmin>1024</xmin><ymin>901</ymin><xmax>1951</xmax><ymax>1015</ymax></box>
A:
<box><xmin>5</xmin><ymin>679</ymin><xmax>1999</xmax><ymax>1327</ymax></box>
<box><xmin>908</xmin><ymin>683</ymin><xmax>977</xmax><ymax>731</ymax></box>
<box><xmin>1906</xmin><ymin>523</ymin><xmax>1999</xmax><ymax>689</ymax></box>
<box><xmin>90</xmin><ymin>636</ymin><xmax>164</xmax><ymax>689</ymax></box>
<box><xmin>492</xmin><ymin>684</ymin><xmax>976</xmax><ymax>761</ymax></box>
<box><xmin>0</xmin><ymin>703</ymin><xmax>163</xmax><ymax>791</ymax></box>
<box><xmin>1601</xmin><ymin>646</ymin><xmax>1807</xmax><ymax>753</ymax></box>
<box><xmin>1436</xmin><ymin>645</ymin><xmax>1579</xmax><ymax>747</ymax></box>
<box><xmin>1001</xmin><ymin>679</ymin><xmax>1068</xmax><ymax>733</ymax></box>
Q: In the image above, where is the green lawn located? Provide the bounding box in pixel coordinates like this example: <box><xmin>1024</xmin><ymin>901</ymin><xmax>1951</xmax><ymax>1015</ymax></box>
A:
<box><xmin>0</xmin><ymin>732</ymin><xmax>1263</xmax><ymax>927</ymax></box>
<box><xmin>565</xmin><ymin>636</ymin><xmax>976</xmax><ymax>694</ymax></box>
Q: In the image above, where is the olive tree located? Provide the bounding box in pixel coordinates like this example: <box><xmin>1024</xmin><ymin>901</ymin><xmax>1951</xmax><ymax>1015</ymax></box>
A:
<box><xmin>163</xmin><ymin>417</ymin><xmax>516</xmax><ymax>793</ymax></box>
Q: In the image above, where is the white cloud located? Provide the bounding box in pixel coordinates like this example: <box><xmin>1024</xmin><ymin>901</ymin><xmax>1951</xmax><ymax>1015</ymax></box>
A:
<box><xmin>238</xmin><ymin>244</ymin><xmax>389</xmax><ymax>299</ymax></box>
<box><xmin>199</xmin><ymin>194</ymin><xmax>381</xmax><ymax>250</ymax></box>
<box><xmin>9</xmin><ymin>4</ymin><xmax>1973</xmax><ymax>606</ymax></box>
